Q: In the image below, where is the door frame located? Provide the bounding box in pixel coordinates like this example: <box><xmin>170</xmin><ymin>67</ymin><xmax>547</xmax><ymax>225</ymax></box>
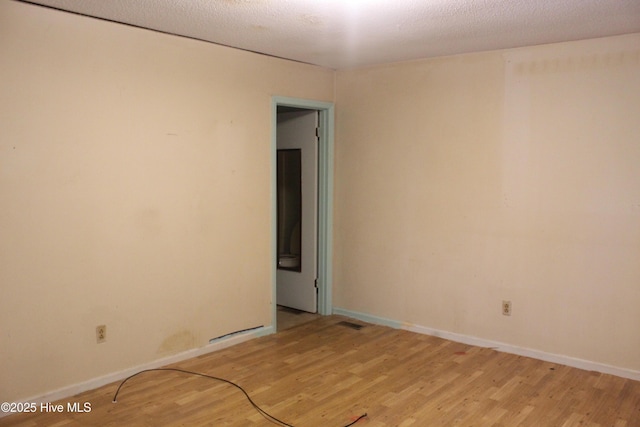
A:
<box><xmin>271</xmin><ymin>96</ymin><xmax>335</xmax><ymax>328</ymax></box>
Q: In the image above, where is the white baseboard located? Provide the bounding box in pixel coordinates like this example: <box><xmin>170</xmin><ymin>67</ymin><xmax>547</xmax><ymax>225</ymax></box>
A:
<box><xmin>333</xmin><ymin>307</ymin><xmax>640</xmax><ymax>381</ymax></box>
<box><xmin>2</xmin><ymin>325</ymin><xmax>275</xmax><ymax>418</ymax></box>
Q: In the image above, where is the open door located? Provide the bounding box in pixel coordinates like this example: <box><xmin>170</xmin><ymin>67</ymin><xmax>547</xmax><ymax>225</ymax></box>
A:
<box><xmin>276</xmin><ymin>109</ymin><xmax>318</xmax><ymax>313</ymax></box>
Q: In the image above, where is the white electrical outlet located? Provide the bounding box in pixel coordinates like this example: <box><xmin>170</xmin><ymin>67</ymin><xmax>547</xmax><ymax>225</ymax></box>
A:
<box><xmin>96</xmin><ymin>325</ymin><xmax>106</xmax><ymax>343</ymax></box>
<box><xmin>502</xmin><ymin>300</ymin><xmax>512</xmax><ymax>316</ymax></box>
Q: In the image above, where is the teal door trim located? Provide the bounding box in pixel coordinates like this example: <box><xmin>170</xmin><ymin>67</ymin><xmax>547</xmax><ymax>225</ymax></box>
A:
<box><xmin>271</xmin><ymin>96</ymin><xmax>335</xmax><ymax>328</ymax></box>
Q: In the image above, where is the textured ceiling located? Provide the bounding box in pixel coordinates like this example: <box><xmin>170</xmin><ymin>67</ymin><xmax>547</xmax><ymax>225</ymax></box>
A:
<box><xmin>23</xmin><ymin>0</ymin><xmax>640</xmax><ymax>69</ymax></box>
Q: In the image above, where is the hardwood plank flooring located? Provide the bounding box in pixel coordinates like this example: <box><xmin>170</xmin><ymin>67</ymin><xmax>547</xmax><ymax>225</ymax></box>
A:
<box><xmin>1</xmin><ymin>315</ymin><xmax>638</xmax><ymax>426</ymax></box>
<box><xmin>277</xmin><ymin>305</ymin><xmax>321</xmax><ymax>331</ymax></box>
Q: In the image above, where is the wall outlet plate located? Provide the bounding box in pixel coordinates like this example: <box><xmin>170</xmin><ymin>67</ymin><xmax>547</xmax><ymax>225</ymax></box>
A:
<box><xmin>502</xmin><ymin>300</ymin><xmax>512</xmax><ymax>316</ymax></box>
<box><xmin>96</xmin><ymin>325</ymin><xmax>106</xmax><ymax>343</ymax></box>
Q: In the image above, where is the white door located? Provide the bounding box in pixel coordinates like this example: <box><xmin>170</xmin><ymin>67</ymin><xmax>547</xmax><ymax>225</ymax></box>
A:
<box><xmin>276</xmin><ymin>110</ymin><xmax>318</xmax><ymax>313</ymax></box>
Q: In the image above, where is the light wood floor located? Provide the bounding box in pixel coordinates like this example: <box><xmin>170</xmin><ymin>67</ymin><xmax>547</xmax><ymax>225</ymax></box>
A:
<box><xmin>277</xmin><ymin>305</ymin><xmax>321</xmax><ymax>331</ymax></box>
<box><xmin>2</xmin><ymin>315</ymin><xmax>639</xmax><ymax>426</ymax></box>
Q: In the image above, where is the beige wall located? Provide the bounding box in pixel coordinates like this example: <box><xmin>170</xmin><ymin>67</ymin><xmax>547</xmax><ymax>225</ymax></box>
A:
<box><xmin>0</xmin><ymin>1</ymin><xmax>334</xmax><ymax>401</ymax></box>
<box><xmin>334</xmin><ymin>33</ymin><xmax>640</xmax><ymax>372</ymax></box>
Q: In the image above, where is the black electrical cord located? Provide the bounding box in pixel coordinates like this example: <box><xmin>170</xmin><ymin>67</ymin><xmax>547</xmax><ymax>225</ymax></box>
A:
<box><xmin>112</xmin><ymin>368</ymin><xmax>368</xmax><ymax>427</ymax></box>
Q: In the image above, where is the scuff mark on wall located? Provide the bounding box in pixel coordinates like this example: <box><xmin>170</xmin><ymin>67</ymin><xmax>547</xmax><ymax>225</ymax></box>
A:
<box><xmin>157</xmin><ymin>330</ymin><xmax>198</xmax><ymax>355</ymax></box>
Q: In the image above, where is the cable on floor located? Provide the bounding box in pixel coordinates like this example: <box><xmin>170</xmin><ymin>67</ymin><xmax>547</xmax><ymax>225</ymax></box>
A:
<box><xmin>112</xmin><ymin>368</ymin><xmax>367</xmax><ymax>427</ymax></box>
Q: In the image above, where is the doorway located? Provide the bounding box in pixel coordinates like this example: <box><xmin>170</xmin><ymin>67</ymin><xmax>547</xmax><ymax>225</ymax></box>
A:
<box><xmin>271</xmin><ymin>97</ymin><xmax>334</xmax><ymax>331</ymax></box>
<box><xmin>276</xmin><ymin>108</ymin><xmax>318</xmax><ymax>313</ymax></box>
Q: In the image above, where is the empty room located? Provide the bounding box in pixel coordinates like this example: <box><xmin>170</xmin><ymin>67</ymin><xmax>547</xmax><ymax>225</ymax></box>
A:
<box><xmin>1</xmin><ymin>0</ymin><xmax>639</xmax><ymax>426</ymax></box>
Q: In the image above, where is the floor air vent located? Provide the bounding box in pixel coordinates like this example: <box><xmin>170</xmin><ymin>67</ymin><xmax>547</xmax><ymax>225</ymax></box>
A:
<box><xmin>337</xmin><ymin>321</ymin><xmax>365</xmax><ymax>330</ymax></box>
